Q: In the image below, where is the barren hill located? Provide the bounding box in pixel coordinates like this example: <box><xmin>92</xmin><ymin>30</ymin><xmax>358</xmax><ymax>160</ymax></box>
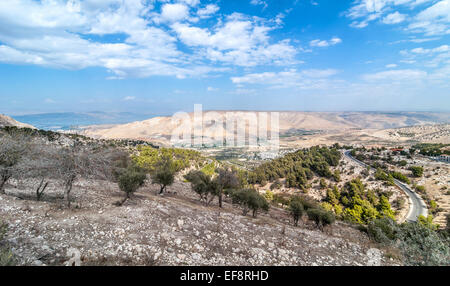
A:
<box><xmin>0</xmin><ymin>114</ymin><xmax>35</xmax><ymax>129</ymax></box>
<box><xmin>81</xmin><ymin>112</ymin><xmax>450</xmax><ymax>145</ymax></box>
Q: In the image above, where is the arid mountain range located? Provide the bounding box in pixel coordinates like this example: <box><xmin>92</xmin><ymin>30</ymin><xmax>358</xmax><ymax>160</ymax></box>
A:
<box><xmin>79</xmin><ymin>112</ymin><xmax>450</xmax><ymax>147</ymax></box>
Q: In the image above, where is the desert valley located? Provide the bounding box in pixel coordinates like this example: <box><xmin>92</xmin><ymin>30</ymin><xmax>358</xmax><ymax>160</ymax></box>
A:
<box><xmin>1</xmin><ymin>111</ymin><xmax>449</xmax><ymax>266</ymax></box>
<box><xmin>1</xmin><ymin>0</ymin><xmax>449</xmax><ymax>271</ymax></box>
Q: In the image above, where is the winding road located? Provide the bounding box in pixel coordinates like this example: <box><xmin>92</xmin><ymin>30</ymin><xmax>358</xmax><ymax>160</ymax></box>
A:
<box><xmin>344</xmin><ymin>150</ymin><xmax>428</xmax><ymax>222</ymax></box>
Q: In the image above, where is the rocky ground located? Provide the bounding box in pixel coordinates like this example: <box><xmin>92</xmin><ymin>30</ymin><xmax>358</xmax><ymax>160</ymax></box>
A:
<box><xmin>411</xmin><ymin>158</ymin><xmax>450</xmax><ymax>226</ymax></box>
<box><xmin>0</xmin><ymin>178</ymin><xmax>398</xmax><ymax>266</ymax></box>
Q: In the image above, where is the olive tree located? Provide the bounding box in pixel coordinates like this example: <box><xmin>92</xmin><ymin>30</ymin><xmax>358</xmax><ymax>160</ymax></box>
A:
<box><xmin>289</xmin><ymin>197</ymin><xmax>304</xmax><ymax>226</ymax></box>
<box><xmin>151</xmin><ymin>156</ymin><xmax>176</xmax><ymax>194</ymax></box>
<box><xmin>185</xmin><ymin>170</ymin><xmax>218</xmax><ymax>205</ymax></box>
<box><xmin>307</xmin><ymin>208</ymin><xmax>336</xmax><ymax>230</ymax></box>
<box><xmin>116</xmin><ymin>164</ymin><xmax>147</xmax><ymax>206</ymax></box>
<box><xmin>230</xmin><ymin>189</ymin><xmax>269</xmax><ymax>218</ymax></box>
<box><xmin>215</xmin><ymin>167</ymin><xmax>241</xmax><ymax>208</ymax></box>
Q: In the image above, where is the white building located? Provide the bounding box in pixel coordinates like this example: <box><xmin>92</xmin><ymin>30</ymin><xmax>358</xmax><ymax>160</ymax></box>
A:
<box><xmin>436</xmin><ymin>155</ymin><xmax>450</xmax><ymax>163</ymax></box>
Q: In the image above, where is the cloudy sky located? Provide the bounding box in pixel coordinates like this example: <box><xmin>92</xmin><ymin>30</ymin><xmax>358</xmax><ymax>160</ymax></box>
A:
<box><xmin>0</xmin><ymin>0</ymin><xmax>449</xmax><ymax>115</ymax></box>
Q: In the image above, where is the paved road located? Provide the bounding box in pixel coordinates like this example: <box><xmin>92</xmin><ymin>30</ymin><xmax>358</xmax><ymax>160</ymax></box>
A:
<box><xmin>344</xmin><ymin>150</ymin><xmax>428</xmax><ymax>222</ymax></box>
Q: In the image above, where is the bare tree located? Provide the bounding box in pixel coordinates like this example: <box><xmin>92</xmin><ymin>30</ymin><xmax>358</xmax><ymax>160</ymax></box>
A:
<box><xmin>0</xmin><ymin>134</ymin><xmax>28</xmax><ymax>194</ymax></box>
<box><xmin>53</xmin><ymin>144</ymin><xmax>120</xmax><ymax>207</ymax></box>
<box><xmin>2</xmin><ymin>129</ymin><xmax>125</xmax><ymax>205</ymax></box>
<box><xmin>19</xmin><ymin>143</ymin><xmax>61</xmax><ymax>201</ymax></box>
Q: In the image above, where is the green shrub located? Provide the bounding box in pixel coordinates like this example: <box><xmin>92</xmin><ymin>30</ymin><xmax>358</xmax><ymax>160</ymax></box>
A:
<box><xmin>134</xmin><ymin>146</ymin><xmax>202</xmax><ymax>172</ymax></box>
<box><xmin>391</xmin><ymin>172</ymin><xmax>410</xmax><ymax>184</ymax></box>
<box><xmin>116</xmin><ymin>164</ymin><xmax>147</xmax><ymax>205</ymax></box>
<box><xmin>200</xmin><ymin>162</ymin><xmax>216</xmax><ymax>176</ymax></box>
<box><xmin>332</xmin><ymin>170</ymin><xmax>341</xmax><ymax>182</ymax></box>
<box><xmin>367</xmin><ymin>218</ymin><xmax>398</xmax><ymax>245</ymax></box>
<box><xmin>415</xmin><ymin>185</ymin><xmax>426</xmax><ymax>194</ymax></box>
<box><xmin>185</xmin><ymin>170</ymin><xmax>218</xmax><ymax>205</ymax></box>
<box><xmin>409</xmin><ymin>166</ymin><xmax>424</xmax><ymax>177</ymax></box>
<box><xmin>418</xmin><ymin>215</ymin><xmax>439</xmax><ymax>231</ymax></box>
<box><xmin>0</xmin><ymin>221</ymin><xmax>15</xmax><ymax>266</ymax></box>
<box><xmin>289</xmin><ymin>197</ymin><xmax>304</xmax><ymax>226</ymax></box>
<box><xmin>307</xmin><ymin>208</ymin><xmax>335</xmax><ymax>229</ymax></box>
<box><xmin>377</xmin><ymin>195</ymin><xmax>395</xmax><ymax>220</ymax></box>
<box><xmin>325</xmin><ymin>187</ymin><xmax>340</xmax><ymax>205</ymax></box>
<box><xmin>151</xmin><ymin>156</ymin><xmax>176</xmax><ymax>194</ymax></box>
<box><xmin>230</xmin><ymin>189</ymin><xmax>269</xmax><ymax>218</ymax></box>
<box><xmin>270</xmin><ymin>180</ymin><xmax>283</xmax><ymax>190</ymax></box>
<box><xmin>429</xmin><ymin>200</ymin><xmax>438</xmax><ymax>213</ymax></box>
<box><xmin>319</xmin><ymin>178</ymin><xmax>327</xmax><ymax>189</ymax></box>
<box><xmin>272</xmin><ymin>193</ymin><xmax>289</xmax><ymax>207</ymax></box>
<box><xmin>294</xmin><ymin>196</ymin><xmax>319</xmax><ymax>211</ymax></box>
<box><xmin>398</xmin><ymin>160</ymin><xmax>407</xmax><ymax>167</ymax></box>
<box><xmin>394</xmin><ymin>197</ymin><xmax>406</xmax><ymax>209</ymax></box>
<box><xmin>264</xmin><ymin>190</ymin><xmax>274</xmax><ymax>202</ymax></box>
<box><xmin>374</xmin><ymin>168</ymin><xmax>395</xmax><ymax>185</ymax></box>
<box><xmin>398</xmin><ymin>222</ymin><xmax>450</xmax><ymax>266</ymax></box>
<box><xmin>365</xmin><ymin>217</ymin><xmax>450</xmax><ymax>266</ymax></box>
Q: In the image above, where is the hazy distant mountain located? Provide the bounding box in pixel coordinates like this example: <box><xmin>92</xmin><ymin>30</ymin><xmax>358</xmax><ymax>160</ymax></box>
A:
<box><xmin>81</xmin><ymin>111</ymin><xmax>450</xmax><ymax>145</ymax></box>
<box><xmin>0</xmin><ymin>114</ymin><xmax>35</xmax><ymax>129</ymax></box>
<box><xmin>12</xmin><ymin>112</ymin><xmax>161</xmax><ymax>131</ymax></box>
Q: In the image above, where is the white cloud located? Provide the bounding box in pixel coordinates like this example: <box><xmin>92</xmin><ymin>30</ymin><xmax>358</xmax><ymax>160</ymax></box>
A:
<box><xmin>197</xmin><ymin>4</ymin><xmax>219</xmax><ymax>18</ymax></box>
<box><xmin>411</xmin><ymin>45</ymin><xmax>450</xmax><ymax>54</ymax></box>
<box><xmin>250</xmin><ymin>0</ymin><xmax>268</xmax><ymax>9</ymax></box>
<box><xmin>408</xmin><ymin>0</ymin><xmax>450</xmax><ymax>35</ymax></box>
<box><xmin>0</xmin><ymin>0</ymin><xmax>298</xmax><ymax>79</ymax></box>
<box><xmin>408</xmin><ymin>37</ymin><xmax>440</xmax><ymax>43</ymax></box>
<box><xmin>345</xmin><ymin>0</ymin><xmax>445</xmax><ymax>34</ymax></box>
<box><xmin>310</xmin><ymin>37</ymin><xmax>342</xmax><ymax>47</ymax></box>
<box><xmin>386</xmin><ymin>64</ymin><xmax>398</xmax><ymax>68</ymax></box>
<box><xmin>401</xmin><ymin>44</ymin><xmax>450</xmax><ymax>67</ymax></box>
<box><xmin>383</xmin><ymin>12</ymin><xmax>406</xmax><ymax>24</ymax></box>
<box><xmin>172</xmin><ymin>14</ymin><xmax>298</xmax><ymax>67</ymax></box>
<box><xmin>160</xmin><ymin>3</ymin><xmax>190</xmax><ymax>23</ymax></box>
<box><xmin>231</xmin><ymin>69</ymin><xmax>339</xmax><ymax>89</ymax></box>
<box><xmin>179</xmin><ymin>0</ymin><xmax>201</xmax><ymax>7</ymax></box>
<box><xmin>362</xmin><ymin>69</ymin><xmax>427</xmax><ymax>81</ymax></box>
<box><xmin>0</xmin><ymin>45</ymin><xmax>44</xmax><ymax>65</ymax></box>
<box><xmin>0</xmin><ymin>0</ymin><xmax>197</xmax><ymax>78</ymax></box>
<box><xmin>123</xmin><ymin>96</ymin><xmax>136</xmax><ymax>101</ymax></box>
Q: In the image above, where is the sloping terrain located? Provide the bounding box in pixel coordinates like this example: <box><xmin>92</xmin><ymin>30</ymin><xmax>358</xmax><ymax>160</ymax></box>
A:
<box><xmin>371</xmin><ymin>124</ymin><xmax>450</xmax><ymax>144</ymax></box>
<box><xmin>0</xmin><ymin>179</ymin><xmax>392</xmax><ymax>266</ymax></box>
<box><xmin>0</xmin><ymin>114</ymin><xmax>35</xmax><ymax>129</ymax></box>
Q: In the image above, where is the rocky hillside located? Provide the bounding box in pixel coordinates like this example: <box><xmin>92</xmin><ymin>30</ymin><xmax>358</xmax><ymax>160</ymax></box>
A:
<box><xmin>0</xmin><ymin>114</ymin><xmax>35</xmax><ymax>129</ymax></box>
<box><xmin>0</xmin><ymin>178</ymin><xmax>393</xmax><ymax>266</ymax></box>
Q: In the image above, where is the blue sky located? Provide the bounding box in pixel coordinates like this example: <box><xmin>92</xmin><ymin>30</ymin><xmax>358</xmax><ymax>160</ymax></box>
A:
<box><xmin>0</xmin><ymin>0</ymin><xmax>449</xmax><ymax>115</ymax></box>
